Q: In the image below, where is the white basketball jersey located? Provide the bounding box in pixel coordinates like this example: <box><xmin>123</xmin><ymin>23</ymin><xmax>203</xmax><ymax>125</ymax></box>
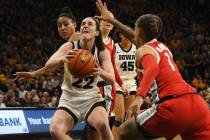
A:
<box><xmin>115</xmin><ymin>43</ymin><xmax>137</xmax><ymax>80</ymax></box>
<box><xmin>61</xmin><ymin>41</ymin><xmax>100</xmax><ymax>96</ymax></box>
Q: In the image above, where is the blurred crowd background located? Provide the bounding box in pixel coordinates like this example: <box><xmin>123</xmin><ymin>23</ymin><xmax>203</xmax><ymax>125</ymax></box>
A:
<box><xmin>0</xmin><ymin>0</ymin><xmax>209</xmax><ymax>108</ymax></box>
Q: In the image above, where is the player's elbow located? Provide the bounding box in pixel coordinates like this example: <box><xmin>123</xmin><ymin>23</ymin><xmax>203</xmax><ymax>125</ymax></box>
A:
<box><xmin>45</xmin><ymin>59</ymin><xmax>53</xmax><ymax>67</ymax></box>
<box><xmin>108</xmin><ymin>74</ymin><xmax>116</xmax><ymax>85</ymax></box>
<box><xmin>104</xmin><ymin>76</ymin><xmax>115</xmax><ymax>86</ymax></box>
<box><xmin>45</xmin><ymin>61</ymin><xmax>49</xmax><ymax>67</ymax></box>
<box><xmin>44</xmin><ymin>60</ymin><xmax>60</xmax><ymax>72</ymax></box>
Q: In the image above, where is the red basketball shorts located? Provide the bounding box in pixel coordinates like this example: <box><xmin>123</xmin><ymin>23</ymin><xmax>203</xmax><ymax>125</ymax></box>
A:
<box><xmin>137</xmin><ymin>93</ymin><xmax>210</xmax><ymax>140</ymax></box>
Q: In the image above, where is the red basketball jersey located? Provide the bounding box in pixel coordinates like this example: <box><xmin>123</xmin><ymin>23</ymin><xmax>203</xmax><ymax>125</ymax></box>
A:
<box><xmin>104</xmin><ymin>37</ymin><xmax>123</xmax><ymax>86</ymax></box>
<box><xmin>104</xmin><ymin>37</ymin><xmax>115</xmax><ymax>54</ymax></box>
<box><xmin>144</xmin><ymin>39</ymin><xmax>195</xmax><ymax>98</ymax></box>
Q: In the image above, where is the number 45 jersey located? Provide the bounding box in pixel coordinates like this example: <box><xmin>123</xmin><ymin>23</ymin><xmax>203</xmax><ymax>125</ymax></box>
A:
<box><xmin>115</xmin><ymin>43</ymin><xmax>137</xmax><ymax>81</ymax></box>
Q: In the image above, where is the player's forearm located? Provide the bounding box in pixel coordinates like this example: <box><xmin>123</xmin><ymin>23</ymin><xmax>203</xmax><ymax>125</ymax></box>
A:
<box><xmin>112</xmin><ymin>19</ymin><xmax>135</xmax><ymax>42</ymax></box>
<box><xmin>32</xmin><ymin>65</ymin><xmax>59</xmax><ymax>77</ymax></box>
<box><xmin>32</xmin><ymin>67</ymin><xmax>49</xmax><ymax>77</ymax></box>
<box><xmin>45</xmin><ymin>58</ymin><xmax>62</xmax><ymax>72</ymax></box>
<box><xmin>99</xmin><ymin>71</ymin><xmax>115</xmax><ymax>85</ymax></box>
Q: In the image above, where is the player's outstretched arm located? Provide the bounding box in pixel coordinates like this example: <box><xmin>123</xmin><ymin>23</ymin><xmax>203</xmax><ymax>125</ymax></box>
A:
<box><xmin>95</xmin><ymin>0</ymin><xmax>135</xmax><ymax>42</ymax></box>
<box><xmin>15</xmin><ymin>66</ymin><xmax>49</xmax><ymax>80</ymax></box>
<box><xmin>15</xmin><ymin>42</ymin><xmax>74</xmax><ymax>80</ymax></box>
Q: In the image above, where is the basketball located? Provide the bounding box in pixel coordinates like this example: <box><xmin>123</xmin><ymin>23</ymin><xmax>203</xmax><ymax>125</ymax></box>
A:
<box><xmin>67</xmin><ymin>49</ymin><xmax>96</xmax><ymax>78</ymax></box>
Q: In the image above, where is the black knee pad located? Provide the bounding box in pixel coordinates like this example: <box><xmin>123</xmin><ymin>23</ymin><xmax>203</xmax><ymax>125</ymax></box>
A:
<box><xmin>113</xmin><ymin>120</ymin><xmax>122</xmax><ymax>127</ymax></box>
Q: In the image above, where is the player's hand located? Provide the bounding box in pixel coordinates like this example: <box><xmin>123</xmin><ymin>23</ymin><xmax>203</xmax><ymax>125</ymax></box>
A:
<box><xmin>144</xmin><ymin>96</ymin><xmax>152</xmax><ymax>106</ymax></box>
<box><xmin>93</xmin><ymin>64</ymin><xmax>104</xmax><ymax>76</ymax></box>
<box><xmin>61</xmin><ymin>49</ymin><xmax>79</xmax><ymax>63</ymax></box>
<box><xmin>14</xmin><ymin>71</ymin><xmax>35</xmax><ymax>81</ymax></box>
<box><xmin>95</xmin><ymin>0</ymin><xmax>115</xmax><ymax>24</ymax></box>
<box><xmin>125</xmin><ymin>96</ymin><xmax>143</xmax><ymax>120</ymax></box>
<box><xmin>120</xmin><ymin>83</ymin><xmax>129</xmax><ymax>97</ymax></box>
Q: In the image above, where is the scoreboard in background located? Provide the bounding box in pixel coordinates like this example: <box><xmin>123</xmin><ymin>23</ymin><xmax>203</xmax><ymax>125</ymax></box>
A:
<box><xmin>0</xmin><ymin>108</ymin><xmax>86</xmax><ymax>135</ymax></box>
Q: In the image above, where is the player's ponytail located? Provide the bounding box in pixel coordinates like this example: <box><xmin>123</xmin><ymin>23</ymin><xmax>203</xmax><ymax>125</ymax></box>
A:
<box><xmin>92</xmin><ymin>17</ymin><xmax>105</xmax><ymax>52</ymax></box>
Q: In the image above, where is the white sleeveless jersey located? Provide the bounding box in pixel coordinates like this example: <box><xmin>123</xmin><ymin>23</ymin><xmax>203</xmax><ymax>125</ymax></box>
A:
<box><xmin>115</xmin><ymin>43</ymin><xmax>137</xmax><ymax>80</ymax></box>
<box><xmin>61</xmin><ymin>41</ymin><xmax>100</xmax><ymax>96</ymax></box>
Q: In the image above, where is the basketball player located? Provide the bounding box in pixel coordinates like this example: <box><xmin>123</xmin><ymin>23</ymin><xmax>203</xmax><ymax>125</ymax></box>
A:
<box><xmin>84</xmin><ymin>11</ymin><xmax>126</xmax><ymax>140</ymax></box>
<box><xmin>57</xmin><ymin>7</ymin><xmax>79</xmax><ymax>42</ymax></box>
<box><xmin>16</xmin><ymin>16</ymin><xmax>115</xmax><ymax>140</ymax></box>
<box><xmin>95</xmin><ymin>1</ymin><xmax>210</xmax><ymax>139</ymax></box>
<box><xmin>112</xmin><ymin>32</ymin><xmax>137</xmax><ymax>140</ymax></box>
<box><xmin>14</xmin><ymin>7</ymin><xmax>78</xmax><ymax>79</ymax></box>
<box><xmin>98</xmin><ymin>12</ymin><xmax>126</xmax><ymax>114</ymax></box>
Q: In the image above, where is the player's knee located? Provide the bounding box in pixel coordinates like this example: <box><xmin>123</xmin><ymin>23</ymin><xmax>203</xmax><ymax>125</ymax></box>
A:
<box><xmin>119</xmin><ymin>125</ymin><xmax>138</xmax><ymax>140</ymax></box>
<box><xmin>50</xmin><ymin>124</ymin><xmax>60</xmax><ymax>139</ymax></box>
<box><xmin>119</xmin><ymin>126</ymin><xmax>130</xmax><ymax>140</ymax></box>
<box><xmin>119</xmin><ymin>121</ymin><xmax>146</xmax><ymax>140</ymax></box>
<box><xmin>95</xmin><ymin>120</ymin><xmax>109</xmax><ymax>133</ymax></box>
<box><xmin>50</xmin><ymin>123</ymin><xmax>66</xmax><ymax>139</ymax></box>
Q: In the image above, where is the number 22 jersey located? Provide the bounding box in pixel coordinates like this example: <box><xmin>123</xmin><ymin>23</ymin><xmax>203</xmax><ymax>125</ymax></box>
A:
<box><xmin>61</xmin><ymin>41</ymin><xmax>101</xmax><ymax>97</ymax></box>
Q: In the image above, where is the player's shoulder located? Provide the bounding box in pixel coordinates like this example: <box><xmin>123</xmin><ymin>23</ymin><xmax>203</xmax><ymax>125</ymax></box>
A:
<box><xmin>105</xmin><ymin>37</ymin><xmax>114</xmax><ymax>46</ymax></box>
<box><xmin>61</xmin><ymin>41</ymin><xmax>73</xmax><ymax>49</ymax></box>
<box><xmin>137</xmin><ymin>45</ymin><xmax>153</xmax><ymax>53</ymax></box>
<box><xmin>136</xmin><ymin>45</ymin><xmax>156</xmax><ymax>59</ymax></box>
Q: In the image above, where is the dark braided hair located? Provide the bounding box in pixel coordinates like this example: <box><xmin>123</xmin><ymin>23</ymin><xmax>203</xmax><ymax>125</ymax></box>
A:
<box><xmin>136</xmin><ymin>14</ymin><xmax>162</xmax><ymax>42</ymax></box>
<box><xmin>58</xmin><ymin>7</ymin><xmax>76</xmax><ymax>23</ymax></box>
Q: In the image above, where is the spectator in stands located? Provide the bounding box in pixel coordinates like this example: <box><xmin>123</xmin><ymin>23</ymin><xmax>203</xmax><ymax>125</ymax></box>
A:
<box><xmin>169</xmin><ymin>32</ymin><xmax>183</xmax><ymax>51</ymax></box>
<box><xmin>6</xmin><ymin>96</ymin><xmax>20</xmax><ymax>107</ymax></box>
<box><xmin>204</xmin><ymin>69</ymin><xmax>210</xmax><ymax>85</ymax></box>
<box><xmin>39</xmin><ymin>96</ymin><xmax>48</xmax><ymax>108</ymax></box>
<box><xmin>192</xmin><ymin>73</ymin><xmax>207</xmax><ymax>90</ymax></box>
<box><xmin>205</xmin><ymin>91</ymin><xmax>210</xmax><ymax>109</ymax></box>
<box><xmin>175</xmin><ymin>57</ymin><xmax>186</xmax><ymax>74</ymax></box>
<box><xmin>0</xmin><ymin>94</ymin><xmax>6</xmax><ymax>108</ymax></box>
<box><xmin>48</xmin><ymin>96</ymin><xmax>58</xmax><ymax>108</ymax></box>
<box><xmin>24</xmin><ymin>91</ymin><xmax>34</xmax><ymax>107</ymax></box>
<box><xmin>31</xmin><ymin>95</ymin><xmax>40</xmax><ymax>108</ymax></box>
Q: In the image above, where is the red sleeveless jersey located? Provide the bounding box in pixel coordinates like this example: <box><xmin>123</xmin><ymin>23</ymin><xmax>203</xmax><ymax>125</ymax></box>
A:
<box><xmin>144</xmin><ymin>39</ymin><xmax>195</xmax><ymax>99</ymax></box>
<box><xmin>104</xmin><ymin>37</ymin><xmax>123</xmax><ymax>86</ymax></box>
<box><xmin>104</xmin><ymin>37</ymin><xmax>115</xmax><ymax>53</ymax></box>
